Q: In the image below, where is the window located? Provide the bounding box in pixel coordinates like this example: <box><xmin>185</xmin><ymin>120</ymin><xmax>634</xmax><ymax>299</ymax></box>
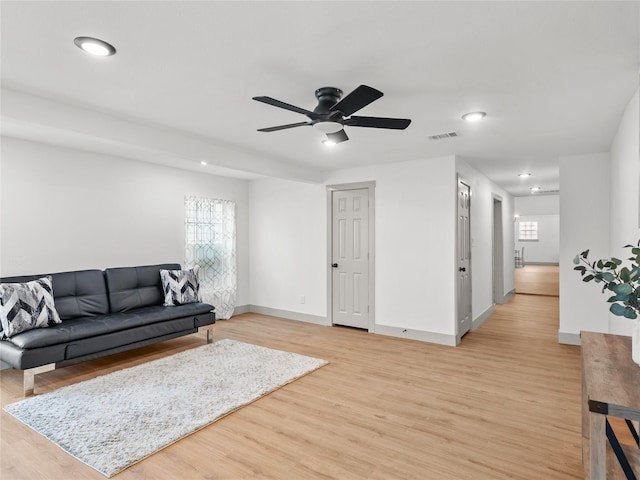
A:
<box><xmin>185</xmin><ymin>196</ymin><xmax>237</xmax><ymax>319</ymax></box>
<box><xmin>518</xmin><ymin>221</ymin><xmax>538</xmax><ymax>241</ymax></box>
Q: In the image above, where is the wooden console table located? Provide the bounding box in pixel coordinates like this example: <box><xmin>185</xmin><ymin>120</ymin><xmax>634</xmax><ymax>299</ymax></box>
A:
<box><xmin>582</xmin><ymin>331</ymin><xmax>640</xmax><ymax>479</ymax></box>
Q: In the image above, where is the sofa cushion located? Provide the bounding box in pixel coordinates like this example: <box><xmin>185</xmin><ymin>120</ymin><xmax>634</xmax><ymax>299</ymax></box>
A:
<box><xmin>160</xmin><ymin>266</ymin><xmax>200</xmax><ymax>306</ymax></box>
<box><xmin>0</xmin><ymin>270</ymin><xmax>109</xmax><ymax>320</ymax></box>
<box><xmin>0</xmin><ymin>276</ymin><xmax>61</xmax><ymax>339</ymax></box>
<box><xmin>105</xmin><ymin>264</ymin><xmax>181</xmax><ymax>312</ymax></box>
<box><xmin>65</xmin><ymin>317</ymin><xmax>196</xmax><ymax>359</ymax></box>
<box><xmin>7</xmin><ymin>302</ymin><xmax>214</xmax><ymax>350</ymax></box>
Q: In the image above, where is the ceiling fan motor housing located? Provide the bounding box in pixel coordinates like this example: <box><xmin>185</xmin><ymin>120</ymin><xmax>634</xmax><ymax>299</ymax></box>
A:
<box><xmin>313</xmin><ymin>87</ymin><xmax>343</xmax><ymax>115</ymax></box>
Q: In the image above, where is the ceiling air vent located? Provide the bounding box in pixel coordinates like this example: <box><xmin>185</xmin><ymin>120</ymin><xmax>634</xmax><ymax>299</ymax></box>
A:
<box><xmin>532</xmin><ymin>189</ymin><xmax>560</xmax><ymax>195</ymax></box>
<box><xmin>428</xmin><ymin>131</ymin><xmax>458</xmax><ymax>140</ymax></box>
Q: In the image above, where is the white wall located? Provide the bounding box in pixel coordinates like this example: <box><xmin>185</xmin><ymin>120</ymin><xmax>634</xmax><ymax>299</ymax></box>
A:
<box><xmin>0</xmin><ymin>137</ymin><xmax>251</xmax><ymax>306</ymax></box>
<box><xmin>514</xmin><ymin>195</ymin><xmax>559</xmax><ymax>264</ymax></box>
<box><xmin>249</xmin><ymin>178</ymin><xmax>327</xmax><ymax>318</ymax></box>
<box><xmin>248</xmin><ymin>154</ymin><xmax>514</xmax><ymax>345</ymax></box>
<box><xmin>609</xmin><ymin>88</ymin><xmax>640</xmax><ymax>335</ymax></box>
<box><xmin>515</xmin><ymin>194</ymin><xmax>559</xmax><ymax>216</ymax></box>
<box><xmin>515</xmin><ymin>215</ymin><xmax>559</xmax><ymax>264</ymax></box>
<box><xmin>249</xmin><ymin>156</ymin><xmax>459</xmax><ymax>341</ymax></box>
<box><xmin>559</xmin><ymin>88</ymin><xmax>640</xmax><ymax>343</ymax></box>
<box><xmin>559</xmin><ymin>153</ymin><xmax>611</xmax><ymax>341</ymax></box>
<box><xmin>324</xmin><ymin>156</ymin><xmax>457</xmax><ymax>341</ymax></box>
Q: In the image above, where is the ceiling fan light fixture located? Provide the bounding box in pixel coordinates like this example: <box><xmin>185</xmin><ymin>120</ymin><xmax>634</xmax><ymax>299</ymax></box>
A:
<box><xmin>313</xmin><ymin>121</ymin><xmax>343</xmax><ymax>134</ymax></box>
<box><xmin>74</xmin><ymin>36</ymin><xmax>116</xmax><ymax>56</ymax></box>
<box><xmin>518</xmin><ymin>172</ymin><xmax>532</xmax><ymax>178</ymax></box>
<box><xmin>462</xmin><ymin>111</ymin><xmax>486</xmax><ymax>122</ymax></box>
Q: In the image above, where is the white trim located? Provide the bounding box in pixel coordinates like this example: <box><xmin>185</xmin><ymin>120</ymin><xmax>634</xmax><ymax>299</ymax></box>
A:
<box><xmin>232</xmin><ymin>304</ymin><xmax>250</xmax><ymax>316</ymax></box>
<box><xmin>558</xmin><ymin>331</ymin><xmax>581</xmax><ymax>345</ymax></box>
<box><xmin>492</xmin><ymin>194</ymin><xmax>505</xmax><ymax>305</ymax></box>
<box><xmin>375</xmin><ymin>324</ymin><xmax>457</xmax><ymax>347</ymax></box>
<box><xmin>248</xmin><ymin>305</ymin><xmax>330</xmax><ymax>326</ymax></box>
<box><xmin>472</xmin><ymin>305</ymin><xmax>494</xmax><ymax>331</ymax></box>
<box><xmin>326</xmin><ymin>181</ymin><xmax>376</xmax><ymax>333</ymax></box>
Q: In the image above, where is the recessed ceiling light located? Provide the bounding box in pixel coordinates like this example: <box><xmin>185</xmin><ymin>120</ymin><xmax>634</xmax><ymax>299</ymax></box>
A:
<box><xmin>200</xmin><ymin>161</ymin><xmax>208</xmax><ymax>165</ymax></box>
<box><xmin>74</xmin><ymin>36</ymin><xmax>116</xmax><ymax>56</ymax></box>
<box><xmin>518</xmin><ymin>173</ymin><xmax>532</xmax><ymax>178</ymax></box>
<box><xmin>322</xmin><ymin>139</ymin><xmax>337</xmax><ymax>147</ymax></box>
<box><xmin>461</xmin><ymin>112</ymin><xmax>486</xmax><ymax>122</ymax></box>
<box><xmin>530</xmin><ymin>186</ymin><xmax>541</xmax><ymax>192</ymax></box>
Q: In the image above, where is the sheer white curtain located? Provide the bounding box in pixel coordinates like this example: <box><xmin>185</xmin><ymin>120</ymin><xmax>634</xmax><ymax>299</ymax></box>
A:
<box><xmin>184</xmin><ymin>196</ymin><xmax>237</xmax><ymax>319</ymax></box>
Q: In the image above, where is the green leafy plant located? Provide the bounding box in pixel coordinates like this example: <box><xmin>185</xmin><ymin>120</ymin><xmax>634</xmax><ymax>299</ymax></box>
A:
<box><xmin>573</xmin><ymin>243</ymin><xmax>640</xmax><ymax>319</ymax></box>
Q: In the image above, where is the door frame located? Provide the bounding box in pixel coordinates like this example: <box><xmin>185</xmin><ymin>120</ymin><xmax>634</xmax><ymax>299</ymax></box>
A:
<box><xmin>492</xmin><ymin>195</ymin><xmax>505</xmax><ymax>304</ymax></box>
<box><xmin>326</xmin><ymin>181</ymin><xmax>376</xmax><ymax>332</ymax></box>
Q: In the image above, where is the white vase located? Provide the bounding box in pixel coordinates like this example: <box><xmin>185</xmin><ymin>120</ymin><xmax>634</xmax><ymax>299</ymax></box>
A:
<box><xmin>633</xmin><ymin>319</ymin><xmax>640</xmax><ymax>367</ymax></box>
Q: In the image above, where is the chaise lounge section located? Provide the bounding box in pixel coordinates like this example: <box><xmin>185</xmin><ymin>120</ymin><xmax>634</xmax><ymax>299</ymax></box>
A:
<box><xmin>0</xmin><ymin>263</ymin><xmax>215</xmax><ymax>395</ymax></box>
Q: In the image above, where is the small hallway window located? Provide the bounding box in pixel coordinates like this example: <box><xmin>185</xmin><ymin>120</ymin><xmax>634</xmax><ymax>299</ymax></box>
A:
<box><xmin>518</xmin><ymin>221</ymin><xmax>538</xmax><ymax>241</ymax></box>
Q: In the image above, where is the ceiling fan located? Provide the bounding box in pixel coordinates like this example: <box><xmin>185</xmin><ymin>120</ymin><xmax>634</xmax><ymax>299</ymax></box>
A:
<box><xmin>252</xmin><ymin>85</ymin><xmax>411</xmax><ymax>144</ymax></box>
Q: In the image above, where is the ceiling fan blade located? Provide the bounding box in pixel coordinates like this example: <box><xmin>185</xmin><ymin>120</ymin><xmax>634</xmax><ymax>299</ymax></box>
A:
<box><xmin>252</xmin><ymin>96</ymin><xmax>314</xmax><ymax>117</ymax></box>
<box><xmin>330</xmin><ymin>85</ymin><xmax>383</xmax><ymax>116</ymax></box>
<box><xmin>326</xmin><ymin>129</ymin><xmax>349</xmax><ymax>144</ymax></box>
<box><xmin>345</xmin><ymin>116</ymin><xmax>412</xmax><ymax>130</ymax></box>
<box><xmin>257</xmin><ymin>122</ymin><xmax>311</xmax><ymax>132</ymax></box>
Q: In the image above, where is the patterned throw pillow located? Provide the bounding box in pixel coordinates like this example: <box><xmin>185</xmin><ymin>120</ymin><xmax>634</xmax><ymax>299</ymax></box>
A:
<box><xmin>0</xmin><ymin>276</ymin><xmax>62</xmax><ymax>339</ymax></box>
<box><xmin>160</xmin><ymin>266</ymin><xmax>200</xmax><ymax>306</ymax></box>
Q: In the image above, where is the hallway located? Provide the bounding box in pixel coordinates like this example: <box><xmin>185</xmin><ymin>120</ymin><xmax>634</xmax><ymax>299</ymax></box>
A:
<box><xmin>515</xmin><ymin>264</ymin><xmax>559</xmax><ymax>296</ymax></box>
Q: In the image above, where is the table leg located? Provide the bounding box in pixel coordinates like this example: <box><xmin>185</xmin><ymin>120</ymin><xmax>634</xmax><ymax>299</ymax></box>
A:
<box><xmin>590</xmin><ymin>412</ymin><xmax>606</xmax><ymax>478</ymax></box>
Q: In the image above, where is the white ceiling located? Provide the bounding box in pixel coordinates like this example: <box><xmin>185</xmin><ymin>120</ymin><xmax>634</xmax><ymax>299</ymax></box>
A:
<box><xmin>1</xmin><ymin>1</ymin><xmax>638</xmax><ymax>196</ymax></box>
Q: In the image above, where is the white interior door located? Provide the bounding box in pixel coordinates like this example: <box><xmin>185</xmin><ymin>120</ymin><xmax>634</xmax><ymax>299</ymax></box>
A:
<box><xmin>457</xmin><ymin>180</ymin><xmax>472</xmax><ymax>338</ymax></box>
<box><xmin>332</xmin><ymin>189</ymin><xmax>369</xmax><ymax>329</ymax></box>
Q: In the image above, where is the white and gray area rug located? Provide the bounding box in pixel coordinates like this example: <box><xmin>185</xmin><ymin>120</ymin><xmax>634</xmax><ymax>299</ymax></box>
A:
<box><xmin>4</xmin><ymin>339</ymin><xmax>328</xmax><ymax>477</ymax></box>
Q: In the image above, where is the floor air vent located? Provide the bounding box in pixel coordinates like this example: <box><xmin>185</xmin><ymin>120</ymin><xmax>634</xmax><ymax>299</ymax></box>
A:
<box><xmin>428</xmin><ymin>131</ymin><xmax>458</xmax><ymax>140</ymax></box>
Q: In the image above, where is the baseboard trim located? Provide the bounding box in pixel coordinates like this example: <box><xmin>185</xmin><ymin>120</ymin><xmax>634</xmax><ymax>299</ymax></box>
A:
<box><xmin>232</xmin><ymin>304</ymin><xmax>250</xmax><ymax>316</ymax></box>
<box><xmin>472</xmin><ymin>305</ymin><xmax>494</xmax><ymax>331</ymax></box>
<box><xmin>235</xmin><ymin>306</ymin><xmax>457</xmax><ymax>346</ymax></box>
<box><xmin>246</xmin><ymin>305</ymin><xmax>331</xmax><ymax>326</ymax></box>
<box><xmin>504</xmin><ymin>289</ymin><xmax>516</xmax><ymax>301</ymax></box>
<box><xmin>558</xmin><ymin>331</ymin><xmax>581</xmax><ymax>345</ymax></box>
<box><xmin>374</xmin><ymin>324</ymin><xmax>457</xmax><ymax>347</ymax></box>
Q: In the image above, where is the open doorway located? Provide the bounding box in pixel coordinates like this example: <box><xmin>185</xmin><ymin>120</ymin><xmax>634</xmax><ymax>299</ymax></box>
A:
<box><xmin>513</xmin><ymin>195</ymin><xmax>560</xmax><ymax>297</ymax></box>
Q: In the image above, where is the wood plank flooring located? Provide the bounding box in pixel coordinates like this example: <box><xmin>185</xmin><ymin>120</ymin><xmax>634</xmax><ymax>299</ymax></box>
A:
<box><xmin>515</xmin><ymin>264</ymin><xmax>560</xmax><ymax>296</ymax></box>
<box><xmin>1</xmin><ymin>294</ymin><xmax>584</xmax><ymax>479</ymax></box>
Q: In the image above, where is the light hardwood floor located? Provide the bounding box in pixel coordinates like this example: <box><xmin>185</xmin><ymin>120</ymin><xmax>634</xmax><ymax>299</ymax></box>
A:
<box><xmin>1</xmin><ymin>294</ymin><xmax>584</xmax><ymax>479</ymax></box>
<box><xmin>515</xmin><ymin>264</ymin><xmax>560</xmax><ymax>297</ymax></box>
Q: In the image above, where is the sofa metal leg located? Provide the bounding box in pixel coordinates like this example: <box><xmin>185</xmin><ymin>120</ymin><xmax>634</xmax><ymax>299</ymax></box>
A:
<box><xmin>23</xmin><ymin>364</ymin><xmax>56</xmax><ymax>396</ymax></box>
<box><xmin>199</xmin><ymin>326</ymin><xmax>213</xmax><ymax>344</ymax></box>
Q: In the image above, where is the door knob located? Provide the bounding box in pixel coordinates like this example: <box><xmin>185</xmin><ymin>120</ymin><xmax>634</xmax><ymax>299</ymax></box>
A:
<box><xmin>332</xmin><ymin>263</ymin><xmax>338</xmax><ymax>268</ymax></box>
<box><xmin>459</xmin><ymin>267</ymin><xmax>466</xmax><ymax>272</ymax></box>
